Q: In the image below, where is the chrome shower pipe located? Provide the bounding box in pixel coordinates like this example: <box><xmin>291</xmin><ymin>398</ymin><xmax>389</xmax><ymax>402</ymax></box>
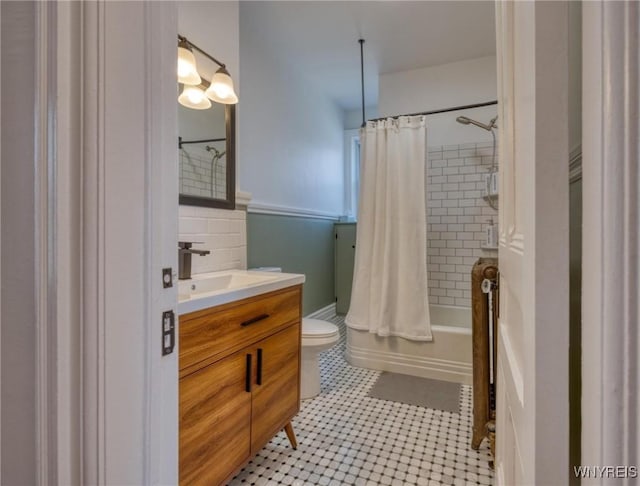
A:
<box><xmin>456</xmin><ymin>115</ymin><xmax>498</xmax><ymax>131</ymax></box>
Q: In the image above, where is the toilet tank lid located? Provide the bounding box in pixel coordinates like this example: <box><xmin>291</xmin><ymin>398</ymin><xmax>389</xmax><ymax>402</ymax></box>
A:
<box><xmin>249</xmin><ymin>267</ymin><xmax>282</xmax><ymax>272</ymax></box>
<box><xmin>302</xmin><ymin>318</ymin><xmax>339</xmax><ymax>337</ymax></box>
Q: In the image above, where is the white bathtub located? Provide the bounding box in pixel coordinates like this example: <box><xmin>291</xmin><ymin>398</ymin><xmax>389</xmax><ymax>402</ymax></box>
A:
<box><xmin>345</xmin><ymin>304</ymin><xmax>472</xmax><ymax>385</ymax></box>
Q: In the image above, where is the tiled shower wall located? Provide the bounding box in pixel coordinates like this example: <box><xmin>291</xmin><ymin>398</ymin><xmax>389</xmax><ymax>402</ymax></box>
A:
<box><xmin>178</xmin><ymin>205</ymin><xmax>247</xmax><ymax>275</ymax></box>
<box><xmin>426</xmin><ymin>141</ymin><xmax>498</xmax><ymax>308</ymax></box>
<box><xmin>180</xmin><ymin>144</ymin><xmax>227</xmax><ymax>199</ymax></box>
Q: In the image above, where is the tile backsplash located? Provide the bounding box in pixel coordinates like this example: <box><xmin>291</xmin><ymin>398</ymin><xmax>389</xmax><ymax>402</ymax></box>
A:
<box><xmin>179</xmin><ymin>205</ymin><xmax>247</xmax><ymax>275</ymax></box>
<box><xmin>426</xmin><ymin>141</ymin><xmax>499</xmax><ymax>308</ymax></box>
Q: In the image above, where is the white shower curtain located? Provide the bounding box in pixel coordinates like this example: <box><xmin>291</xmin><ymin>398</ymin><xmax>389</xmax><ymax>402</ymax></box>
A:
<box><xmin>345</xmin><ymin>116</ymin><xmax>432</xmax><ymax>341</ymax></box>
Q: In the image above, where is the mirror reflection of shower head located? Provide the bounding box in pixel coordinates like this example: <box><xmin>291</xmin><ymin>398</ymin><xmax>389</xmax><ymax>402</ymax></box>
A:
<box><xmin>456</xmin><ymin>115</ymin><xmax>497</xmax><ymax>131</ymax></box>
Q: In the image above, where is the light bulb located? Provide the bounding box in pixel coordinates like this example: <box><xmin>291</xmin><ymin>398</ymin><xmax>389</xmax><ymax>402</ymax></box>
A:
<box><xmin>205</xmin><ymin>67</ymin><xmax>238</xmax><ymax>104</ymax></box>
<box><xmin>177</xmin><ymin>58</ymin><xmax>192</xmax><ymax>78</ymax></box>
<box><xmin>177</xmin><ymin>40</ymin><xmax>201</xmax><ymax>85</ymax></box>
<box><xmin>211</xmin><ymin>83</ymin><xmax>232</xmax><ymax>98</ymax></box>
<box><xmin>187</xmin><ymin>88</ymin><xmax>204</xmax><ymax>103</ymax></box>
<box><xmin>178</xmin><ymin>85</ymin><xmax>211</xmax><ymax>110</ymax></box>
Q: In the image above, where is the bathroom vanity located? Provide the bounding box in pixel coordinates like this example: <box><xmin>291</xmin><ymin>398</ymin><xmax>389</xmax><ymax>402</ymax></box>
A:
<box><xmin>178</xmin><ymin>271</ymin><xmax>304</xmax><ymax>485</ymax></box>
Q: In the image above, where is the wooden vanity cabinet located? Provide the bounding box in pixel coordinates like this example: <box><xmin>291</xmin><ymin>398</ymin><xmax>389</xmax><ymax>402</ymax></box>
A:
<box><xmin>179</xmin><ymin>285</ymin><xmax>302</xmax><ymax>486</ymax></box>
<box><xmin>250</xmin><ymin>324</ymin><xmax>300</xmax><ymax>453</ymax></box>
<box><xmin>180</xmin><ymin>350</ymin><xmax>252</xmax><ymax>485</ymax></box>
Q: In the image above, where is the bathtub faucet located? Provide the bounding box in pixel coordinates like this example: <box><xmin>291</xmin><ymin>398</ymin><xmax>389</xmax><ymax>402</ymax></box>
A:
<box><xmin>178</xmin><ymin>241</ymin><xmax>210</xmax><ymax>280</ymax></box>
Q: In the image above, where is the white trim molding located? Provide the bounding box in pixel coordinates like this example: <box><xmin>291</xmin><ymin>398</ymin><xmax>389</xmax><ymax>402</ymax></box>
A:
<box><xmin>582</xmin><ymin>2</ymin><xmax>639</xmax><ymax>482</ymax></box>
<box><xmin>235</xmin><ymin>190</ymin><xmax>252</xmax><ymax>208</ymax></box>
<box><xmin>35</xmin><ymin>2</ymin><xmax>58</xmax><ymax>483</ymax></box>
<box><xmin>305</xmin><ymin>303</ymin><xmax>337</xmax><ymax>320</ymax></box>
<box><xmin>1</xmin><ymin>2</ymin><xmax>40</xmax><ymax>484</ymax></box>
<box><xmin>79</xmin><ymin>3</ymin><xmax>106</xmax><ymax>481</ymax></box>
<box><xmin>55</xmin><ymin>2</ymin><xmax>83</xmax><ymax>483</ymax></box>
<box><xmin>248</xmin><ymin>201</ymin><xmax>341</xmax><ymax>221</ymax></box>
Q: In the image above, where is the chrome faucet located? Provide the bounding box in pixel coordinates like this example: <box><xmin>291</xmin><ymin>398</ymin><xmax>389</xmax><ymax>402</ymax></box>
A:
<box><xmin>178</xmin><ymin>241</ymin><xmax>211</xmax><ymax>280</ymax></box>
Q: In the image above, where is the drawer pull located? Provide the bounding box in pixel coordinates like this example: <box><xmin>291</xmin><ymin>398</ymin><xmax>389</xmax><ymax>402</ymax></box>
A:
<box><xmin>240</xmin><ymin>313</ymin><xmax>270</xmax><ymax>327</ymax></box>
<box><xmin>245</xmin><ymin>354</ymin><xmax>252</xmax><ymax>393</ymax></box>
<box><xmin>257</xmin><ymin>348</ymin><xmax>263</xmax><ymax>385</ymax></box>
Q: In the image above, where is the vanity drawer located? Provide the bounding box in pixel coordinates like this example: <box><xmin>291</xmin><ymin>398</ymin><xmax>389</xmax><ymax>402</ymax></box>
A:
<box><xmin>179</xmin><ymin>285</ymin><xmax>302</xmax><ymax>377</ymax></box>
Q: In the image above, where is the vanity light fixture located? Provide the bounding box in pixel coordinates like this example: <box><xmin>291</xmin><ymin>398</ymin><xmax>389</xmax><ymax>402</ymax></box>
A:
<box><xmin>177</xmin><ymin>38</ymin><xmax>201</xmax><ymax>85</ymax></box>
<box><xmin>178</xmin><ymin>84</ymin><xmax>211</xmax><ymax>110</ymax></box>
<box><xmin>205</xmin><ymin>67</ymin><xmax>239</xmax><ymax>104</ymax></box>
<box><xmin>177</xmin><ymin>34</ymin><xmax>239</xmax><ymax>108</ymax></box>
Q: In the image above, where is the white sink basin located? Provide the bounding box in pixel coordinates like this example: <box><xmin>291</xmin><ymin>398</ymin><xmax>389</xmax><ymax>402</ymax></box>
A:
<box><xmin>178</xmin><ymin>270</ymin><xmax>305</xmax><ymax>315</ymax></box>
<box><xmin>180</xmin><ymin>272</ymin><xmax>278</xmax><ymax>297</ymax></box>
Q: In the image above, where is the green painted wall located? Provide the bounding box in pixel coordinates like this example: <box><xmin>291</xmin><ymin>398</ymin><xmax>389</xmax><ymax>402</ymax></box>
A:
<box><xmin>247</xmin><ymin>213</ymin><xmax>335</xmax><ymax>316</ymax></box>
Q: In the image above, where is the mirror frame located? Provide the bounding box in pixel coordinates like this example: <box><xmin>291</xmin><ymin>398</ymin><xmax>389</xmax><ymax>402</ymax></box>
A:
<box><xmin>179</xmin><ymin>103</ymin><xmax>236</xmax><ymax>210</ymax></box>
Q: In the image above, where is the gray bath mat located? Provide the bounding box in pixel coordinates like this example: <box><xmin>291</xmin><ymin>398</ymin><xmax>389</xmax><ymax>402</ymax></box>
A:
<box><xmin>368</xmin><ymin>372</ymin><xmax>461</xmax><ymax>413</ymax></box>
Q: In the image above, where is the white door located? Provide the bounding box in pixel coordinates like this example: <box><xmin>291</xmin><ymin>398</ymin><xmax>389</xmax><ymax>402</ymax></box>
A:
<box><xmin>54</xmin><ymin>2</ymin><xmax>179</xmax><ymax>484</ymax></box>
<box><xmin>494</xmin><ymin>2</ymin><xmax>570</xmax><ymax>484</ymax></box>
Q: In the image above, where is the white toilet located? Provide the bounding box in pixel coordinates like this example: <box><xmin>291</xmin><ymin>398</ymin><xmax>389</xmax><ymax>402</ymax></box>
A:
<box><xmin>249</xmin><ymin>267</ymin><xmax>339</xmax><ymax>399</ymax></box>
<box><xmin>301</xmin><ymin>318</ymin><xmax>339</xmax><ymax>399</ymax></box>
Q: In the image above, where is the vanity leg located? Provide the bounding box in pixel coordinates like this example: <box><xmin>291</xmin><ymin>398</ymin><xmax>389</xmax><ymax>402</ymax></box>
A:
<box><xmin>284</xmin><ymin>422</ymin><xmax>298</xmax><ymax>449</ymax></box>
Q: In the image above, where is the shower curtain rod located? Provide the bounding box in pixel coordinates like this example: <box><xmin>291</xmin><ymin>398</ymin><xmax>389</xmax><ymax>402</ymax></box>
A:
<box><xmin>178</xmin><ymin>136</ymin><xmax>226</xmax><ymax>149</ymax></box>
<box><xmin>367</xmin><ymin>100</ymin><xmax>498</xmax><ymax>123</ymax></box>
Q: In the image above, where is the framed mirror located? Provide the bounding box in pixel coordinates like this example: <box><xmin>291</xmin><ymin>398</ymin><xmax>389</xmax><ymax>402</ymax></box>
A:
<box><xmin>178</xmin><ymin>101</ymin><xmax>235</xmax><ymax>209</ymax></box>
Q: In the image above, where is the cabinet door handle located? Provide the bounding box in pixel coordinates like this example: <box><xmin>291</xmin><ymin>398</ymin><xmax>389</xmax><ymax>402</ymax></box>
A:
<box><xmin>240</xmin><ymin>313</ymin><xmax>270</xmax><ymax>327</ymax></box>
<box><xmin>245</xmin><ymin>354</ymin><xmax>252</xmax><ymax>393</ymax></box>
<box><xmin>256</xmin><ymin>348</ymin><xmax>263</xmax><ymax>386</ymax></box>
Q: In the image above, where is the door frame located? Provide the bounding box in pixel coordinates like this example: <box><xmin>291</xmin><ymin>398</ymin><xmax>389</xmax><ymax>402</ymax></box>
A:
<box><xmin>581</xmin><ymin>2</ymin><xmax>639</xmax><ymax>478</ymax></box>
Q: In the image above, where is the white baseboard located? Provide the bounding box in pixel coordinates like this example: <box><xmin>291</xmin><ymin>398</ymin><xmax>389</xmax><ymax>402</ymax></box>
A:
<box><xmin>305</xmin><ymin>303</ymin><xmax>337</xmax><ymax>320</ymax></box>
<box><xmin>345</xmin><ymin>341</ymin><xmax>472</xmax><ymax>385</ymax></box>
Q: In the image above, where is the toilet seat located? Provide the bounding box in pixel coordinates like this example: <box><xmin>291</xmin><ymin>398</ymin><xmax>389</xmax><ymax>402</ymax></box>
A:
<box><xmin>302</xmin><ymin>318</ymin><xmax>339</xmax><ymax>338</ymax></box>
<box><xmin>302</xmin><ymin>318</ymin><xmax>339</xmax><ymax>347</ymax></box>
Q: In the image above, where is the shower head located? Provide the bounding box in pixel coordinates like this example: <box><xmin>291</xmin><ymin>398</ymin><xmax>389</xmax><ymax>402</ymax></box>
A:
<box><xmin>456</xmin><ymin>115</ymin><xmax>497</xmax><ymax>131</ymax></box>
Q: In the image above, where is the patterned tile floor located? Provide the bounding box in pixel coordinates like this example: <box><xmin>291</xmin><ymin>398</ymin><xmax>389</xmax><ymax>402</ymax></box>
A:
<box><xmin>230</xmin><ymin>314</ymin><xmax>493</xmax><ymax>486</ymax></box>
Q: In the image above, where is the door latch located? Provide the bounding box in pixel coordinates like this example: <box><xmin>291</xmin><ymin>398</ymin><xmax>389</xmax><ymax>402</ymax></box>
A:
<box><xmin>162</xmin><ymin>310</ymin><xmax>175</xmax><ymax>356</ymax></box>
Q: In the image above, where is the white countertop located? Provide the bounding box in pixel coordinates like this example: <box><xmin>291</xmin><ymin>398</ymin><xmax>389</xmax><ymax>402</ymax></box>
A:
<box><xmin>177</xmin><ymin>270</ymin><xmax>305</xmax><ymax>315</ymax></box>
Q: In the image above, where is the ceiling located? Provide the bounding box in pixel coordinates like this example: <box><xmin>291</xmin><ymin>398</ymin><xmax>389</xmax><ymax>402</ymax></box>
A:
<box><xmin>240</xmin><ymin>1</ymin><xmax>496</xmax><ymax>111</ymax></box>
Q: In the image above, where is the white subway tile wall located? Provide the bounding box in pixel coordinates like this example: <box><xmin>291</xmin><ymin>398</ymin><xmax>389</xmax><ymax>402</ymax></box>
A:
<box><xmin>178</xmin><ymin>205</ymin><xmax>247</xmax><ymax>275</ymax></box>
<box><xmin>427</xmin><ymin>142</ymin><xmax>498</xmax><ymax>308</ymax></box>
<box><xmin>180</xmin><ymin>144</ymin><xmax>227</xmax><ymax>199</ymax></box>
